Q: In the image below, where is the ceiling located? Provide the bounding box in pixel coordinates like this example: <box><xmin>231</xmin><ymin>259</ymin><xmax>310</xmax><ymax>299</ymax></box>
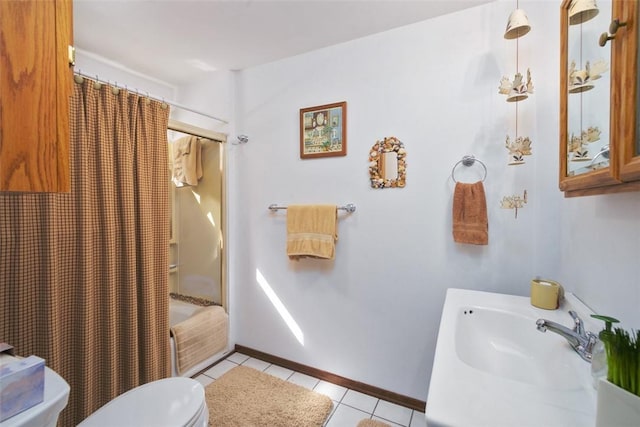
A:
<box><xmin>73</xmin><ymin>0</ymin><xmax>493</xmax><ymax>87</ymax></box>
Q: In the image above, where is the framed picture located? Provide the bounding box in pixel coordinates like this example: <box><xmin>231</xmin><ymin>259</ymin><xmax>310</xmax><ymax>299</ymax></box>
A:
<box><xmin>300</xmin><ymin>101</ymin><xmax>347</xmax><ymax>159</ymax></box>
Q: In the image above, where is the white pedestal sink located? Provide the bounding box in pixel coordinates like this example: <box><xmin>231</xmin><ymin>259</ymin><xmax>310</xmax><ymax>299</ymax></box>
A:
<box><xmin>426</xmin><ymin>288</ymin><xmax>597</xmax><ymax>427</ymax></box>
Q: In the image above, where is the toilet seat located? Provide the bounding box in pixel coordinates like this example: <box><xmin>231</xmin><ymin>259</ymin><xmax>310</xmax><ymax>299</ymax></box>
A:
<box><xmin>78</xmin><ymin>377</ymin><xmax>208</xmax><ymax>427</ymax></box>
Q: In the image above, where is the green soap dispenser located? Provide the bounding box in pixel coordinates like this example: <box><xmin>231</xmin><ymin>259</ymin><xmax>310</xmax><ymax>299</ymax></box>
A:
<box><xmin>590</xmin><ymin>314</ymin><xmax>620</xmax><ymax>389</ymax></box>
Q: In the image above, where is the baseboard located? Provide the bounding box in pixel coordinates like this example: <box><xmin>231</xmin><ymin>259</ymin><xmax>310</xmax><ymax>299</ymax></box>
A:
<box><xmin>234</xmin><ymin>344</ymin><xmax>426</xmax><ymax>412</ymax></box>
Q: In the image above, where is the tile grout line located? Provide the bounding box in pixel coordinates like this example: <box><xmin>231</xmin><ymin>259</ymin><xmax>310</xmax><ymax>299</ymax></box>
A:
<box><xmin>371</xmin><ymin>398</ymin><xmax>380</xmax><ymax>416</ymax></box>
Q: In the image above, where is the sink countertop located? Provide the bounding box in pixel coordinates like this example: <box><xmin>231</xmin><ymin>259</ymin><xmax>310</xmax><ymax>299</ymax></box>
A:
<box><xmin>426</xmin><ymin>288</ymin><xmax>598</xmax><ymax>427</ymax></box>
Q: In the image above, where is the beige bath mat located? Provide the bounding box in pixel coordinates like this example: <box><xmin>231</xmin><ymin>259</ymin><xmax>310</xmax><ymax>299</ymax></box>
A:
<box><xmin>357</xmin><ymin>419</ymin><xmax>391</xmax><ymax>427</ymax></box>
<box><xmin>205</xmin><ymin>365</ymin><xmax>333</xmax><ymax>426</ymax></box>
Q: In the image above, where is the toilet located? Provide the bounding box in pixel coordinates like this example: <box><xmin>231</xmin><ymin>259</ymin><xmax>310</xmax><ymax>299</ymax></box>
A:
<box><xmin>78</xmin><ymin>377</ymin><xmax>208</xmax><ymax>427</ymax></box>
<box><xmin>0</xmin><ymin>354</ymin><xmax>70</xmax><ymax>427</ymax></box>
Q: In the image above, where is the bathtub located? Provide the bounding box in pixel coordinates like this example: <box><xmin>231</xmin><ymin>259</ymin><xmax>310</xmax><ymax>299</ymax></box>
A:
<box><xmin>169</xmin><ymin>298</ymin><xmax>230</xmax><ymax>378</ymax></box>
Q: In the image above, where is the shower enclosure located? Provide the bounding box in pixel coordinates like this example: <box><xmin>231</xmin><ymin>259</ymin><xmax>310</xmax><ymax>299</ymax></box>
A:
<box><xmin>168</xmin><ymin>123</ymin><xmax>226</xmax><ymax>308</ymax></box>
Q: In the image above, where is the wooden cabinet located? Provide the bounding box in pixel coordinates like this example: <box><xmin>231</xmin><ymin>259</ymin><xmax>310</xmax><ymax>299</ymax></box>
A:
<box><xmin>560</xmin><ymin>0</ymin><xmax>640</xmax><ymax>197</ymax></box>
<box><xmin>0</xmin><ymin>0</ymin><xmax>73</xmax><ymax>192</ymax></box>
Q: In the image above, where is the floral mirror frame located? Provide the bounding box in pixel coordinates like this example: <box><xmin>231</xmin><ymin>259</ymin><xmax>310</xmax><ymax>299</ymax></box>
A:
<box><xmin>369</xmin><ymin>136</ymin><xmax>406</xmax><ymax>188</ymax></box>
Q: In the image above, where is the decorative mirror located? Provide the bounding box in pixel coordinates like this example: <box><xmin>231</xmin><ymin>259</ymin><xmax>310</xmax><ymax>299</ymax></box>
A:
<box><xmin>369</xmin><ymin>136</ymin><xmax>406</xmax><ymax>188</ymax></box>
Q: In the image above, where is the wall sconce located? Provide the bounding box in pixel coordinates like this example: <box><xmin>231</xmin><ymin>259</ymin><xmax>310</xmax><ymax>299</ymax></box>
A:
<box><xmin>505</xmin><ymin>135</ymin><xmax>532</xmax><ymax>165</ymax></box>
<box><xmin>499</xmin><ymin>69</ymin><xmax>534</xmax><ymax>102</ymax></box>
<box><xmin>504</xmin><ymin>8</ymin><xmax>531</xmax><ymax>39</ymax></box>
<box><xmin>569</xmin><ymin>0</ymin><xmax>599</xmax><ymax>25</ymax></box>
<box><xmin>501</xmin><ymin>190</ymin><xmax>527</xmax><ymax>219</ymax></box>
<box><xmin>568</xmin><ymin>59</ymin><xmax>608</xmax><ymax>93</ymax></box>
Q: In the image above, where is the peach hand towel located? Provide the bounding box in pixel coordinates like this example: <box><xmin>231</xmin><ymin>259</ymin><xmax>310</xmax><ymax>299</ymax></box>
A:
<box><xmin>172</xmin><ymin>136</ymin><xmax>202</xmax><ymax>187</ymax></box>
<box><xmin>452</xmin><ymin>181</ymin><xmax>488</xmax><ymax>245</ymax></box>
<box><xmin>287</xmin><ymin>205</ymin><xmax>337</xmax><ymax>260</ymax></box>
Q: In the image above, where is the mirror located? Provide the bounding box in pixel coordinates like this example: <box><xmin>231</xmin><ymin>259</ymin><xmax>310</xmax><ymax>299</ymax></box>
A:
<box><xmin>565</xmin><ymin>0</ymin><xmax>612</xmax><ymax>177</ymax></box>
<box><xmin>369</xmin><ymin>136</ymin><xmax>406</xmax><ymax>188</ymax></box>
<box><xmin>381</xmin><ymin>152</ymin><xmax>398</xmax><ymax>180</ymax></box>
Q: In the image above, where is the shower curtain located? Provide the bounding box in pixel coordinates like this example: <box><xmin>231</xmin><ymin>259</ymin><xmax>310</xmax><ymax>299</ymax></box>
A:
<box><xmin>0</xmin><ymin>78</ymin><xmax>170</xmax><ymax>426</ymax></box>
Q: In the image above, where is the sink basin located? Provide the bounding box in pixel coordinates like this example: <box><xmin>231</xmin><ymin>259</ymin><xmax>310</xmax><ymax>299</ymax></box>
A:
<box><xmin>426</xmin><ymin>289</ymin><xmax>597</xmax><ymax>427</ymax></box>
<box><xmin>455</xmin><ymin>306</ymin><xmax>585</xmax><ymax>390</ymax></box>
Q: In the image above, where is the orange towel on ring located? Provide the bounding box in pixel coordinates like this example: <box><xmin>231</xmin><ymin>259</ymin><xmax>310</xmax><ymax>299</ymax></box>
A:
<box><xmin>287</xmin><ymin>205</ymin><xmax>337</xmax><ymax>260</ymax></box>
<box><xmin>452</xmin><ymin>181</ymin><xmax>488</xmax><ymax>245</ymax></box>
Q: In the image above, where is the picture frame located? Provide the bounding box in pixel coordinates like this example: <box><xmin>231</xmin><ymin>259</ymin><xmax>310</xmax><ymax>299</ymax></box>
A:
<box><xmin>300</xmin><ymin>101</ymin><xmax>347</xmax><ymax>159</ymax></box>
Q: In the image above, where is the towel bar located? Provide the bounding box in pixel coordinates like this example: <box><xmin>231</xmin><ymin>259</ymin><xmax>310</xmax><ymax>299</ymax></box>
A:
<box><xmin>268</xmin><ymin>203</ymin><xmax>356</xmax><ymax>213</ymax></box>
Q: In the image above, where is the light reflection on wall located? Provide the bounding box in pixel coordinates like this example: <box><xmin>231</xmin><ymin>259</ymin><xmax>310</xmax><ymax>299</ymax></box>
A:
<box><xmin>255</xmin><ymin>269</ymin><xmax>304</xmax><ymax>346</ymax></box>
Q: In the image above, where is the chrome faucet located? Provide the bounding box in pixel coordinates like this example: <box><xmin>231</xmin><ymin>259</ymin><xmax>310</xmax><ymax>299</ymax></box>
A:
<box><xmin>536</xmin><ymin>310</ymin><xmax>598</xmax><ymax>362</ymax></box>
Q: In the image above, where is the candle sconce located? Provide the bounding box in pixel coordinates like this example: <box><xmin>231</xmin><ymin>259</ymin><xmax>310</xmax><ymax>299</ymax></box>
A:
<box><xmin>501</xmin><ymin>190</ymin><xmax>528</xmax><ymax>218</ymax></box>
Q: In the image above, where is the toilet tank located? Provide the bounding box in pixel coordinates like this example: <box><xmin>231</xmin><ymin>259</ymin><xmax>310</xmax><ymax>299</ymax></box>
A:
<box><xmin>0</xmin><ymin>353</ymin><xmax>70</xmax><ymax>427</ymax></box>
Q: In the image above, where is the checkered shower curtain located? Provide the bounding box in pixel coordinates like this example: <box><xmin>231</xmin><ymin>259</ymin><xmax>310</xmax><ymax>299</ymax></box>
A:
<box><xmin>0</xmin><ymin>78</ymin><xmax>171</xmax><ymax>426</ymax></box>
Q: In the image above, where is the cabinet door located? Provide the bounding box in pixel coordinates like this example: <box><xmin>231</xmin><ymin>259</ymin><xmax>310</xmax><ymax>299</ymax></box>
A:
<box><xmin>616</xmin><ymin>0</ymin><xmax>640</xmax><ymax>182</ymax></box>
<box><xmin>0</xmin><ymin>0</ymin><xmax>73</xmax><ymax>192</ymax></box>
<box><xmin>559</xmin><ymin>0</ymin><xmax>620</xmax><ymax>194</ymax></box>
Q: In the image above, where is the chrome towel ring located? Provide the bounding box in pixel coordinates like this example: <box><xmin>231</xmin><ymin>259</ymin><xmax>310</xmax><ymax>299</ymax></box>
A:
<box><xmin>451</xmin><ymin>155</ymin><xmax>487</xmax><ymax>183</ymax></box>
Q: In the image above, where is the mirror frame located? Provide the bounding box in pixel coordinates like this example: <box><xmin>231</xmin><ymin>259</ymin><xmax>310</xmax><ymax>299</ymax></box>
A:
<box><xmin>369</xmin><ymin>136</ymin><xmax>406</xmax><ymax>189</ymax></box>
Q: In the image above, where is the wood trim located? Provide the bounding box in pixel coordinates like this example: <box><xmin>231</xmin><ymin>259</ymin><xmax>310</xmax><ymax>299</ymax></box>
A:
<box><xmin>617</xmin><ymin>0</ymin><xmax>640</xmax><ymax>182</ymax></box>
<box><xmin>0</xmin><ymin>0</ymin><xmax>72</xmax><ymax>192</ymax></box>
<box><xmin>559</xmin><ymin>0</ymin><xmax>570</xmax><ymax>191</ymax></box>
<box><xmin>235</xmin><ymin>344</ymin><xmax>426</xmax><ymax>412</ymax></box>
<box><xmin>55</xmin><ymin>0</ymin><xmax>72</xmax><ymax>192</ymax></box>
<box><xmin>564</xmin><ymin>180</ymin><xmax>640</xmax><ymax>197</ymax></box>
<box><xmin>559</xmin><ymin>0</ymin><xmax>621</xmax><ymax>193</ymax></box>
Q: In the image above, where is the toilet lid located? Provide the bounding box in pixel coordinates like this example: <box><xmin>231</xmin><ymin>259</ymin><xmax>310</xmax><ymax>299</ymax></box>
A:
<box><xmin>80</xmin><ymin>378</ymin><xmax>206</xmax><ymax>427</ymax></box>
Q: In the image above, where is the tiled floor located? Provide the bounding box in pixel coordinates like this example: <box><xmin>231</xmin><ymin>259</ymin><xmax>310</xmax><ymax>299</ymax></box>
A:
<box><xmin>194</xmin><ymin>352</ymin><xmax>426</xmax><ymax>427</ymax></box>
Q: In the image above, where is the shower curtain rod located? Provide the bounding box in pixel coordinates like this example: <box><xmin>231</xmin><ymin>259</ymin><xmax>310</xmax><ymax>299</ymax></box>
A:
<box><xmin>73</xmin><ymin>71</ymin><xmax>229</xmax><ymax>124</ymax></box>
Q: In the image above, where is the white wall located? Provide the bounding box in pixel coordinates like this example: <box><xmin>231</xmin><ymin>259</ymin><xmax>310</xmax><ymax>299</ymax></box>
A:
<box><xmin>556</xmin><ymin>194</ymin><xmax>640</xmax><ymax>328</ymax></box>
<box><xmin>76</xmin><ymin>0</ymin><xmax>640</xmax><ymax>403</ymax></box>
<box><xmin>75</xmin><ymin>49</ymin><xmax>176</xmax><ymax>102</ymax></box>
<box><xmin>228</xmin><ymin>0</ymin><xmax>639</xmax><ymax>401</ymax></box>
<box><xmin>230</xmin><ymin>1</ymin><xmax>548</xmax><ymax>400</ymax></box>
<box><xmin>171</xmin><ymin>71</ymin><xmax>235</xmax><ymax>135</ymax></box>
